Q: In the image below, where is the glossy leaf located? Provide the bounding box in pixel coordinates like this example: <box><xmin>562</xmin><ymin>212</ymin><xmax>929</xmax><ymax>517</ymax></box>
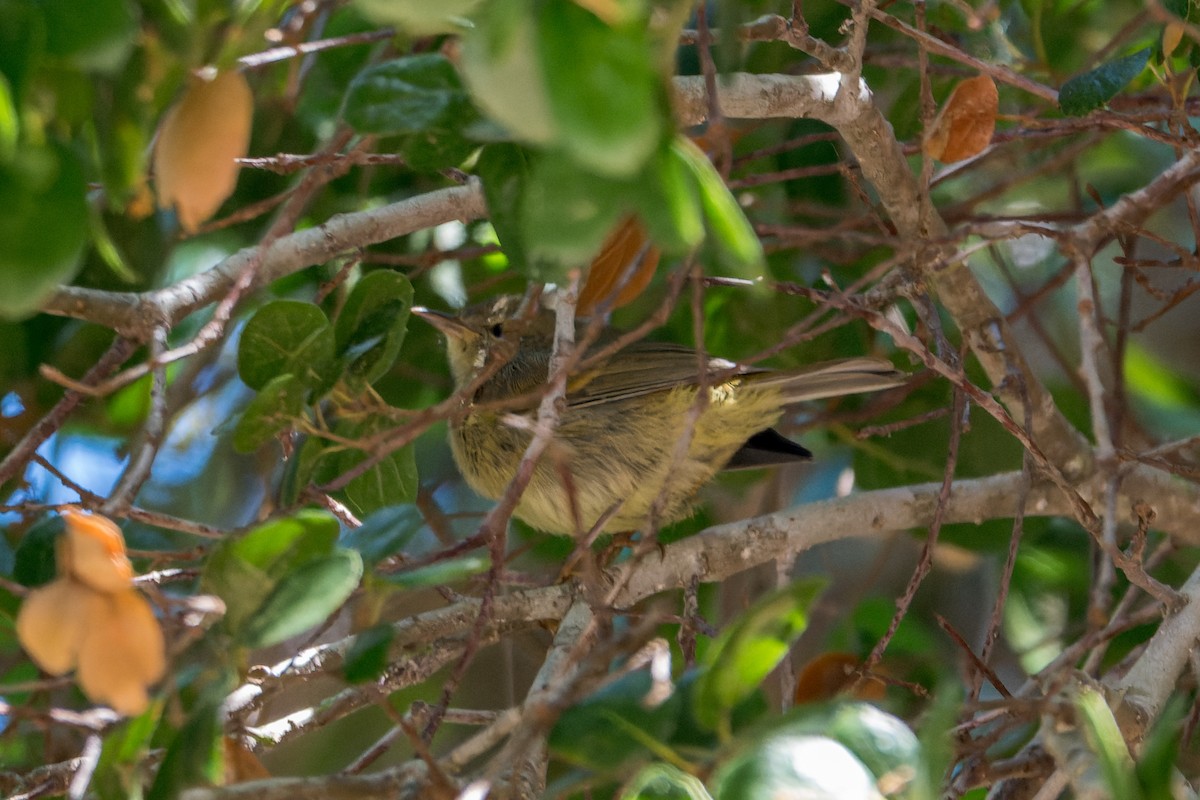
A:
<box><xmin>232</xmin><ymin>373</ymin><xmax>307</xmax><ymax>454</ymax></box>
<box><xmin>694</xmin><ymin>580</ymin><xmax>824</xmax><ymax>733</ymax></box>
<box><xmin>521</xmin><ymin>150</ymin><xmax>628</xmax><ymax>274</ymax></box>
<box><xmin>353</xmin><ymin>0</ymin><xmax>482</xmax><ymax>35</ymax></box>
<box><xmin>237</xmin><ymin>300</ymin><xmax>338</xmax><ymax>392</ymax></box>
<box><xmin>334</xmin><ymin>270</ymin><xmax>413</xmax><ymax>386</ymax></box>
<box><xmin>241</xmin><ymin>549</ymin><xmax>364</xmax><ymax>648</ymax></box>
<box><xmin>476</xmin><ymin>143</ymin><xmax>536</xmax><ymax>271</ymax></box>
<box><xmin>711</xmin><ymin>733</ymin><xmax>875</xmax><ymax>800</ymax></box>
<box><xmin>1059</xmin><ymin>49</ymin><xmax>1151</xmax><ymax>116</ymax></box>
<box><xmin>619</xmin><ymin>763</ymin><xmax>712</xmax><ymax>800</ymax></box>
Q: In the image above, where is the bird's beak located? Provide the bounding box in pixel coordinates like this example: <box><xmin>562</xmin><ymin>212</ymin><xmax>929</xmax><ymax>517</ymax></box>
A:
<box><xmin>412</xmin><ymin>307</ymin><xmax>472</xmax><ymax>339</ymax></box>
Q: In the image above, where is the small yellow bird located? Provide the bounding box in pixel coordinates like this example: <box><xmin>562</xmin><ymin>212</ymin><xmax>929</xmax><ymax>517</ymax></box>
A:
<box><xmin>417</xmin><ymin>296</ymin><xmax>905</xmax><ymax>536</ymax></box>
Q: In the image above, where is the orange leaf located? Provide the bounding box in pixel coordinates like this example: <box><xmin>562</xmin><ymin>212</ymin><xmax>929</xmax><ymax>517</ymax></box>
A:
<box><xmin>77</xmin><ymin>588</ymin><xmax>166</xmax><ymax>716</ymax></box>
<box><xmin>793</xmin><ymin>652</ymin><xmax>887</xmax><ymax>705</ymax></box>
<box><xmin>224</xmin><ymin>737</ymin><xmax>272</xmax><ymax>783</ymax></box>
<box><xmin>154</xmin><ymin>68</ymin><xmax>253</xmax><ymax>233</ymax></box>
<box><xmin>577</xmin><ymin>214</ymin><xmax>660</xmax><ymax>316</ymax></box>
<box><xmin>60</xmin><ymin>508</ymin><xmax>133</xmax><ymax>594</ymax></box>
<box><xmin>16</xmin><ymin>578</ymin><xmax>100</xmax><ymax>675</ymax></box>
<box><xmin>924</xmin><ymin>75</ymin><xmax>999</xmax><ymax>163</ymax></box>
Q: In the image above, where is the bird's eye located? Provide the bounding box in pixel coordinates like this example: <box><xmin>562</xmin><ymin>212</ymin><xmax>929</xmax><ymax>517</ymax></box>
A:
<box><xmin>489</xmin><ymin>323</ymin><xmax>504</xmax><ymax>337</ymax></box>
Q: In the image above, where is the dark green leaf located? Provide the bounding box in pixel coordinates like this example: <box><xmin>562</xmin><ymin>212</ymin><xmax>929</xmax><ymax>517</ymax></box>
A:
<box><xmin>1059</xmin><ymin>49</ymin><xmax>1151</xmax><ymax>116</ymax></box>
<box><xmin>339</xmin><ymin>504</ymin><xmax>424</xmax><ymax>566</ymax></box>
<box><xmin>147</xmin><ymin>684</ymin><xmax>227</xmax><ymax>800</ymax></box>
<box><xmin>383</xmin><ymin>555</ymin><xmax>489</xmax><ymax>588</ymax></box>
<box><xmin>231</xmin><ymin>373</ymin><xmax>307</xmax><ymax>453</ymax></box>
<box><xmin>12</xmin><ymin>516</ymin><xmax>63</xmax><ymax>587</ymax></box>
<box><xmin>40</xmin><ymin>0</ymin><xmax>136</xmax><ymax>72</ymax></box>
<box><xmin>549</xmin><ymin>669</ymin><xmax>682</xmax><ymax>772</ymax></box>
<box><xmin>536</xmin><ymin>1</ymin><xmax>662</xmax><ymax>177</ymax></box>
<box><xmin>694</xmin><ymin>580</ymin><xmax>825</xmax><ymax>733</ymax></box>
<box><xmin>477</xmin><ymin>143</ymin><xmax>536</xmax><ymax>271</ymax></box>
<box><xmin>315</xmin><ymin>418</ymin><xmax>419</xmax><ymax>517</ymax></box>
<box><xmin>343</xmin><ymin>54</ymin><xmax>468</xmax><ymax>136</ymax></box>
<box><xmin>0</xmin><ymin>0</ymin><xmax>46</xmax><ymax>98</ymax></box>
<box><xmin>343</xmin><ymin>622</ymin><xmax>394</xmax><ymax>683</ymax></box>
<box><xmin>1136</xmin><ymin>695</ymin><xmax>1186</xmax><ymax>797</ymax></box>
<box><xmin>0</xmin><ymin>143</ymin><xmax>88</xmax><ymax>320</ymax></box>
<box><xmin>334</xmin><ymin>270</ymin><xmax>413</xmax><ymax>385</ymax></box>
<box><xmin>237</xmin><ymin>300</ymin><xmax>337</xmax><ymax>392</ymax></box>
<box><xmin>241</xmin><ymin>549</ymin><xmax>364</xmax><ymax>648</ymax></box>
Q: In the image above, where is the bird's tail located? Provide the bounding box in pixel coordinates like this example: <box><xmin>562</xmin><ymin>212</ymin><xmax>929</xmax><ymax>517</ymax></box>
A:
<box><xmin>750</xmin><ymin>357</ymin><xmax>908</xmax><ymax>404</ymax></box>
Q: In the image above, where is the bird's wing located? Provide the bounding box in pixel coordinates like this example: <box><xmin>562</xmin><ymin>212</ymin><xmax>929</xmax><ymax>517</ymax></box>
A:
<box><xmin>566</xmin><ymin>342</ymin><xmax>757</xmax><ymax>408</ymax></box>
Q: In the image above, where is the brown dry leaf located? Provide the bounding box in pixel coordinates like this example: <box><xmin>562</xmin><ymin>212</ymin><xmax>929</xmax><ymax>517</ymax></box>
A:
<box><xmin>223</xmin><ymin>737</ymin><xmax>272</xmax><ymax>783</ymax></box>
<box><xmin>1164</xmin><ymin>22</ymin><xmax>1185</xmax><ymax>59</ymax></box>
<box><xmin>793</xmin><ymin>652</ymin><xmax>887</xmax><ymax>705</ymax></box>
<box><xmin>577</xmin><ymin>214</ymin><xmax>660</xmax><ymax>316</ymax></box>
<box><xmin>924</xmin><ymin>74</ymin><xmax>999</xmax><ymax>163</ymax></box>
<box><xmin>16</xmin><ymin>578</ymin><xmax>99</xmax><ymax>675</ymax></box>
<box><xmin>154</xmin><ymin>68</ymin><xmax>253</xmax><ymax>232</ymax></box>
<box><xmin>76</xmin><ymin>588</ymin><xmax>166</xmax><ymax>716</ymax></box>
<box><xmin>59</xmin><ymin>507</ymin><xmax>133</xmax><ymax>594</ymax></box>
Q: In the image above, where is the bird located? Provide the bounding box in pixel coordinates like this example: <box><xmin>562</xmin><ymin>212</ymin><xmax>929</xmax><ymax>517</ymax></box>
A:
<box><xmin>416</xmin><ymin>295</ymin><xmax>906</xmax><ymax>537</ymax></box>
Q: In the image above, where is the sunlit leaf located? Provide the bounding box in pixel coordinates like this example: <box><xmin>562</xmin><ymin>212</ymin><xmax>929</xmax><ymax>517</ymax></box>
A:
<box><xmin>154</xmin><ymin>68</ymin><xmax>253</xmax><ymax>232</ymax></box>
<box><xmin>619</xmin><ymin>763</ymin><xmax>712</xmax><ymax>800</ymax></box>
<box><xmin>673</xmin><ymin>137</ymin><xmax>763</xmax><ymax>275</ymax></box>
<box><xmin>694</xmin><ymin>580</ymin><xmax>824</xmax><ymax>733</ymax></box>
<box><xmin>383</xmin><ymin>555</ymin><xmax>489</xmax><ymax>588</ymax></box>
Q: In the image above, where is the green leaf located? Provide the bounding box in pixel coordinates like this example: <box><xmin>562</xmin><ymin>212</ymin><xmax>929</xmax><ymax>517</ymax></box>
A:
<box><xmin>339</xmin><ymin>504</ymin><xmax>425</xmax><ymax>566</ymax></box>
<box><xmin>1136</xmin><ymin>695</ymin><xmax>1186</xmax><ymax>798</ymax></box>
<box><xmin>477</xmin><ymin>143</ymin><xmax>536</xmax><ymax>271</ymax></box>
<box><xmin>316</xmin><ymin>418</ymin><xmax>420</xmax><ymax>517</ymax></box>
<box><xmin>343</xmin><ymin>622</ymin><xmax>394</xmax><ymax>683</ymax></box>
<box><xmin>40</xmin><ymin>0</ymin><xmax>136</xmax><ymax>72</ymax></box>
<box><xmin>241</xmin><ymin>549</ymin><xmax>364</xmax><ymax>648</ymax></box>
<box><xmin>232</xmin><ymin>373</ymin><xmax>307</xmax><ymax>453</ymax></box>
<box><xmin>711</xmin><ymin>732</ymin><xmax>875</xmax><ymax>800</ymax></box>
<box><xmin>1075</xmin><ymin>683</ymin><xmax>1141</xmax><ymax>800</ymax></box>
<box><xmin>237</xmin><ymin>300</ymin><xmax>338</xmax><ymax>392</ymax></box>
<box><xmin>334</xmin><ymin>270</ymin><xmax>413</xmax><ymax>385</ymax></box>
<box><xmin>1059</xmin><ymin>48</ymin><xmax>1151</xmax><ymax>116</ymax></box>
<box><xmin>619</xmin><ymin>763</ymin><xmax>712</xmax><ymax>800</ymax></box>
<box><xmin>549</xmin><ymin>669</ymin><xmax>683</xmax><ymax>772</ymax></box>
<box><xmin>0</xmin><ymin>143</ymin><xmax>88</xmax><ymax>320</ymax></box>
<box><xmin>343</xmin><ymin>54</ymin><xmax>469</xmax><ymax>136</ymax></box>
<box><xmin>674</xmin><ymin>137</ymin><xmax>764</xmax><ymax>275</ymax></box>
<box><xmin>383</xmin><ymin>555</ymin><xmax>490</xmax><ymax>588</ymax></box>
<box><xmin>12</xmin><ymin>515</ymin><xmax>63</xmax><ymax>587</ymax></box>
<box><xmin>0</xmin><ymin>75</ymin><xmax>16</xmax><ymax>163</ymax></box>
<box><xmin>460</xmin><ymin>0</ymin><xmax>558</xmax><ymax>145</ymax></box>
<box><xmin>536</xmin><ymin>1</ymin><xmax>662</xmax><ymax>177</ymax></box>
<box><xmin>521</xmin><ymin>150</ymin><xmax>628</xmax><ymax>274</ymax></box>
<box><xmin>632</xmin><ymin>139</ymin><xmax>705</xmax><ymax>254</ymax></box>
<box><xmin>0</xmin><ymin>0</ymin><xmax>46</xmax><ymax>98</ymax></box>
<box><xmin>353</xmin><ymin>0</ymin><xmax>482</xmax><ymax>35</ymax></box>
<box><xmin>694</xmin><ymin>580</ymin><xmax>825</xmax><ymax>734</ymax></box>
<box><xmin>147</xmin><ymin>684</ymin><xmax>227</xmax><ymax>800</ymax></box>
<box><xmin>201</xmin><ymin>510</ymin><xmax>339</xmax><ymax>633</ymax></box>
